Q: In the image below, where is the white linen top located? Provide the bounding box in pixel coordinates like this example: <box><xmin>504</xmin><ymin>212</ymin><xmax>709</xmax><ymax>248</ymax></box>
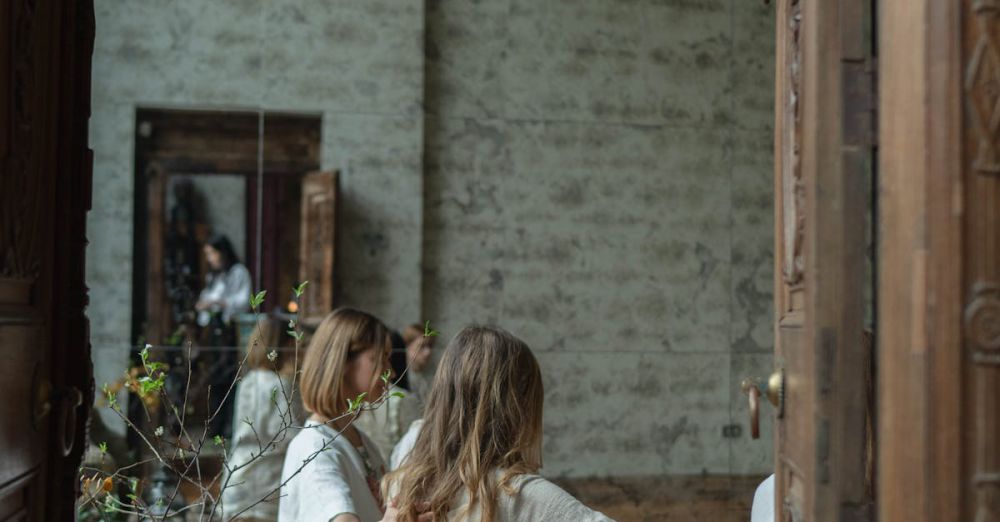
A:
<box><xmin>354</xmin><ymin>386</ymin><xmax>423</xmax><ymax>462</ymax></box>
<box><xmin>279</xmin><ymin>420</ymin><xmax>387</xmax><ymax>522</ymax></box>
<box><xmin>196</xmin><ymin>263</ymin><xmax>251</xmax><ymax>326</ymax></box>
<box><xmin>218</xmin><ymin>369</ymin><xmax>302</xmax><ymax>520</ymax></box>
<box><xmin>389</xmin><ymin>419</ymin><xmax>423</xmax><ymax>470</ymax></box>
<box><xmin>751</xmin><ymin>474</ymin><xmax>775</xmax><ymax>522</ymax></box>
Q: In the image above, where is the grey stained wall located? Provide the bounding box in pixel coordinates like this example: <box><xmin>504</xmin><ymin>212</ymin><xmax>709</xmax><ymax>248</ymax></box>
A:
<box><xmin>421</xmin><ymin>0</ymin><xmax>775</xmax><ymax>477</ymax></box>
<box><xmin>87</xmin><ymin>0</ymin><xmax>425</xmax><ymax>423</ymax></box>
<box><xmin>87</xmin><ymin>0</ymin><xmax>775</xmax><ymax>477</ymax></box>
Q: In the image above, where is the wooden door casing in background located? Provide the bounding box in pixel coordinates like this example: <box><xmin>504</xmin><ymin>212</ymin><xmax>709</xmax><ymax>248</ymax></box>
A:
<box><xmin>772</xmin><ymin>0</ymin><xmax>874</xmax><ymax>520</ymax></box>
<box><xmin>298</xmin><ymin>171</ymin><xmax>338</xmax><ymax>326</ymax></box>
<box><xmin>0</xmin><ymin>0</ymin><xmax>95</xmax><ymax>520</ymax></box>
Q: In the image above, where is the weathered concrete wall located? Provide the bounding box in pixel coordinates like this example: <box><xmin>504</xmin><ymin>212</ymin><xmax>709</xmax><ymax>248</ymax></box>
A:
<box><xmin>87</xmin><ymin>0</ymin><xmax>425</xmax><ymax>421</ymax></box>
<box><xmin>422</xmin><ymin>0</ymin><xmax>775</xmax><ymax>477</ymax></box>
<box><xmin>88</xmin><ymin>0</ymin><xmax>776</xmax><ymax>478</ymax></box>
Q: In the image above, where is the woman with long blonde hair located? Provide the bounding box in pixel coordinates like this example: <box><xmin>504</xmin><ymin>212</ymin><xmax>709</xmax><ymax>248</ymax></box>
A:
<box><xmin>384</xmin><ymin>326</ymin><xmax>614</xmax><ymax>522</ymax></box>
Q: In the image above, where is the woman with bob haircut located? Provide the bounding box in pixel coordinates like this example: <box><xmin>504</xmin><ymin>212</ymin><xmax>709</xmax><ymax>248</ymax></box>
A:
<box><xmin>279</xmin><ymin>307</ymin><xmax>394</xmax><ymax>522</ymax></box>
<box><xmin>384</xmin><ymin>326</ymin><xmax>614</xmax><ymax>522</ymax></box>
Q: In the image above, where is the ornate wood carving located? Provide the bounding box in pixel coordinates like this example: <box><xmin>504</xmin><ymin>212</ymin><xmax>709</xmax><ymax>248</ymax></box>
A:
<box><xmin>966</xmin><ymin>0</ymin><xmax>1000</xmax><ymax>175</ymax></box>
<box><xmin>781</xmin><ymin>0</ymin><xmax>805</xmax><ymax>285</ymax></box>
<box><xmin>967</xmin><ymin>282</ymin><xmax>1000</xmax><ymax>363</ymax></box>
<box><xmin>966</xmin><ymin>3</ymin><xmax>1000</xmax><ymax>522</ymax></box>
<box><xmin>968</xmin><ymin>286</ymin><xmax>999</xmax><ymax>520</ymax></box>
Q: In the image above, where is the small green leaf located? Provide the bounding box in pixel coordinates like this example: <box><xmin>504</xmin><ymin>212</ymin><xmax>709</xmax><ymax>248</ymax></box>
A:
<box><xmin>99</xmin><ymin>441</ymin><xmax>108</xmax><ymax>454</ymax></box>
<box><xmin>381</xmin><ymin>370</ymin><xmax>391</xmax><ymax>385</ymax></box>
<box><xmin>138</xmin><ymin>375</ymin><xmax>164</xmax><ymax>396</ymax></box>
<box><xmin>250</xmin><ymin>290</ymin><xmax>267</xmax><ymax>311</ymax></box>
<box><xmin>102</xmin><ymin>383</ymin><xmax>118</xmax><ymax>409</ymax></box>
<box><xmin>423</xmin><ymin>320</ymin><xmax>440</xmax><ymax>338</ymax></box>
<box><xmin>270</xmin><ymin>387</ymin><xmax>279</xmax><ymax>405</ymax></box>
<box><xmin>214</xmin><ymin>435</ymin><xmax>224</xmax><ymax>447</ymax></box>
<box><xmin>391</xmin><ymin>391</ymin><xmax>405</xmax><ymax>399</ymax></box>
<box><xmin>293</xmin><ymin>281</ymin><xmax>309</xmax><ymax>298</ymax></box>
<box><xmin>288</xmin><ymin>330</ymin><xmax>304</xmax><ymax>341</ymax></box>
<box><xmin>346</xmin><ymin>392</ymin><xmax>367</xmax><ymax>413</ymax></box>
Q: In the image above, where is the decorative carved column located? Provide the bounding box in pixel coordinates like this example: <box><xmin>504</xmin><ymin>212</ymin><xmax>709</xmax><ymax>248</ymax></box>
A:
<box><xmin>965</xmin><ymin>2</ymin><xmax>1000</xmax><ymax>519</ymax></box>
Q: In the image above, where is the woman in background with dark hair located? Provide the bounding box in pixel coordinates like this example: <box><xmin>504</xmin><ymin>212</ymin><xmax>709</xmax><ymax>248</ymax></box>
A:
<box><xmin>194</xmin><ymin>234</ymin><xmax>252</xmax><ymax>439</ymax></box>
<box><xmin>195</xmin><ymin>234</ymin><xmax>252</xmax><ymax>329</ymax></box>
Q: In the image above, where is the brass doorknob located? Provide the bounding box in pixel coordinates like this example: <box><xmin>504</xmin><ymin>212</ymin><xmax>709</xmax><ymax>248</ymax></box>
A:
<box><xmin>741</xmin><ymin>369</ymin><xmax>786</xmax><ymax>439</ymax></box>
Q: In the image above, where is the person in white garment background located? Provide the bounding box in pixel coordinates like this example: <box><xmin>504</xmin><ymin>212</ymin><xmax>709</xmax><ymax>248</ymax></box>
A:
<box><xmin>195</xmin><ymin>233</ymin><xmax>251</xmax><ymax>328</ymax></box>
<box><xmin>219</xmin><ymin>318</ymin><xmax>304</xmax><ymax>521</ymax></box>
<box><xmin>193</xmin><ymin>233</ymin><xmax>252</xmax><ymax>439</ymax></box>
<box><xmin>355</xmin><ymin>325</ymin><xmax>435</xmax><ymax>461</ymax></box>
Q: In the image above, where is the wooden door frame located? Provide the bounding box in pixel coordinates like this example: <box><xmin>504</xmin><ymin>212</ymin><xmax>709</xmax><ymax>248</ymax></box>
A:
<box><xmin>772</xmin><ymin>0</ymin><xmax>874</xmax><ymax>519</ymax></box>
<box><xmin>132</xmin><ymin>109</ymin><xmax>321</xmax><ymax>345</ymax></box>
<box><xmin>878</xmin><ymin>0</ymin><xmax>968</xmax><ymax>520</ymax></box>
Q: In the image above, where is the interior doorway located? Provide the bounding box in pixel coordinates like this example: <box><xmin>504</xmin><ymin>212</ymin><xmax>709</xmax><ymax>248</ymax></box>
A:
<box><xmin>132</xmin><ymin>108</ymin><xmax>321</xmax><ymax>347</ymax></box>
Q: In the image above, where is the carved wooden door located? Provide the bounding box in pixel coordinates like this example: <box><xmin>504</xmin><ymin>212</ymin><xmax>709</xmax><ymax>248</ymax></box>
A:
<box><xmin>0</xmin><ymin>1</ymin><xmax>94</xmax><ymax>519</ymax></box>
<box><xmin>298</xmin><ymin>171</ymin><xmax>338</xmax><ymax>324</ymax></box>
<box><xmin>878</xmin><ymin>0</ymin><xmax>1000</xmax><ymax>520</ymax></box>
<box><xmin>769</xmin><ymin>0</ymin><xmax>875</xmax><ymax>520</ymax></box>
<box><xmin>963</xmin><ymin>2</ymin><xmax>1000</xmax><ymax>518</ymax></box>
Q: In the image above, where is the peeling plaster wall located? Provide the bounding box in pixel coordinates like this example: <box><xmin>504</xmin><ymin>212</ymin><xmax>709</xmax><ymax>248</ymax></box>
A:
<box><xmin>422</xmin><ymin>0</ymin><xmax>776</xmax><ymax>477</ymax></box>
<box><xmin>87</xmin><ymin>0</ymin><xmax>425</xmax><ymax>428</ymax></box>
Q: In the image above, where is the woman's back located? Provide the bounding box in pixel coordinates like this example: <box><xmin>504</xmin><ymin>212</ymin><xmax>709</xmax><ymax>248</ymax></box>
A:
<box><xmin>385</xmin><ymin>326</ymin><xmax>615</xmax><ymax>522</ymax></box>
<box><xmin>392</xmin><ymin>471</ymin><xmax>613</xmax><ymax>522</ymax></box>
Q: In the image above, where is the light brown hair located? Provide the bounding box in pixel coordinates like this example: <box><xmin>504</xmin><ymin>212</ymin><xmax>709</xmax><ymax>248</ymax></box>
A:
<box><xmin>401</xmin><ymin>323</ymin><xmax>424</xmax><ymax>345</ymax></box>
<box><xmin>384</xmin><ymin>326</ymin><xmax>545</xmax><ymax>522</ymax></box>
<box><xmin>299</xmin><ymin>307</ymin><xmax>391</xmax><ymax>420</ymax></box>
<box><xmin>243</xmin><ymin>317</ymin><xmax>286</xmax><ymax>373</ymax></box>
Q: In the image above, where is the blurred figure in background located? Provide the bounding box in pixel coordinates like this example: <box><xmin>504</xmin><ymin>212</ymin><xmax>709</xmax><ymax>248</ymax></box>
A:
<box><xmin>356</xmin><ymin>323</ymin><xmax>435</xmax><ymax>461</ymax></box>
<box><xmin>220</xmin><ymin>317</ymin><xmax>305</xmax><ymax>521</ymax></box>
<box><xmin>194</xmin><ymin>233</ymin><xmax>252</xmax><ymax>439</ymax></box>
<box><xmin>196</xmin><ymin>233</ymin><xmax>251</xmax><ymax>331</ymax></box>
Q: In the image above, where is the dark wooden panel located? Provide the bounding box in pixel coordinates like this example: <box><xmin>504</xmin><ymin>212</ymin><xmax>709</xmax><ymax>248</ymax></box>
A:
<box><xmin>0</xmin><ymin>326</ymin><xmax>43</xmax><ymax>491</ymax></box>
<box><xmin>0</xmin><ymin>472</ymin><xmax>34</xmax><ymax>521</ymax></box>
<box><xmin>136</xmin><ymin>109</ymin><xmax>321</xmax><ymax>174</ymax></box>
<box><xmin>0</xmin><ymin>0</ymin><xmax>95</xmax><ymax>519</ymax></box>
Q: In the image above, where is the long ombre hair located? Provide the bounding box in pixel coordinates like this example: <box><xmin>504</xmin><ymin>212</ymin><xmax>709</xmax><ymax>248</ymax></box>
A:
<box><xmin>384</xmin><ymin>326</ymin><xmax>545</xmax><ymax>522</ymax></box>
<box><xmin>299</xmin><ymin>307</ymin><xmax>391</xmax><ymax>420</ymax></box>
